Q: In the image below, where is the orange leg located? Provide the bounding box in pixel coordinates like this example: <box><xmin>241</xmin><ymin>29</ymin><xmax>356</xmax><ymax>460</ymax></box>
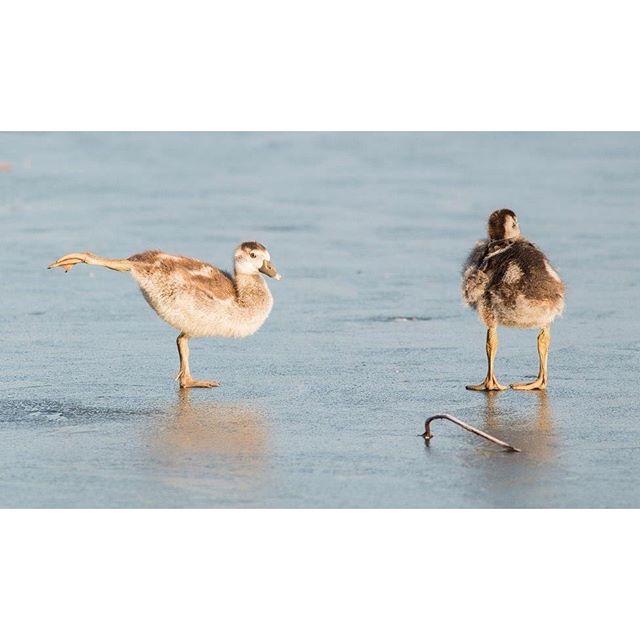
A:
<box><xmin>466</xmin><ymin>326</ymin><xmax>507</xmax><ymax>392</ymax></box>
<box><xmin>48</xmin><ymin>252</ymin><xmax>132</xmax><ymax>272</ymax></box>
<box><xmin>175</xmin><ymin>333</ymin><xmax>219</xmax><ymax>389</ymax></box>
<box><xmin>511</xmin><ymin>327</ymin><xmax>550</xmax><ymax>391</ymax></box>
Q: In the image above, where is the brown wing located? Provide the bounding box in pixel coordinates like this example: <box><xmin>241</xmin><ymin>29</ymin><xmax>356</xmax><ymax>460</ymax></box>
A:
<box><xmin>487</xmin><ymin>240</ymin><xmax>565</xmax><ymax>302</ymax></box>
<box><xmin>128</xmin><ymin>251</ymin><xmax>237</xmax><ymax>302</ymax></box>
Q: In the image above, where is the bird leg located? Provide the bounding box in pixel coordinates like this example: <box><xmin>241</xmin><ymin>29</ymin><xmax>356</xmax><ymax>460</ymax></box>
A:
<box><xmin>48</xmin><ymin>252</ymin><xmax>132</xmax><ymax>273</ymax></box>
<box><xmin>466</xmin><ymin>326</ymin><xmax>507</xmax><ymax>391</ymax></box>
<box><xmin>511</xmin><ymin>326</ymin><xmax>550</xmax><ymax>391</ymax></box>
<box><xmin>175</xmin><ymin>333</ymin><xmax>219</xmax><ymax>389</ymax></box>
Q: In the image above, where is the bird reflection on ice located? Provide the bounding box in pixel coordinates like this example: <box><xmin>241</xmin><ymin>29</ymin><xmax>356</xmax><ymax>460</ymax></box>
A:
<box><xmin>437</xmin><ymin>391</ymin><xmax>560</xmax><ymax>506</ymax></box>
<box><xmin>481</xmin><ymin>390</ymin><xmax>555</xmax><ymax>460</ymax></box>
<box><xmin>152</xmin><ymin>389</ymin><xmax>269</xmax><ymax>463</ymax></box>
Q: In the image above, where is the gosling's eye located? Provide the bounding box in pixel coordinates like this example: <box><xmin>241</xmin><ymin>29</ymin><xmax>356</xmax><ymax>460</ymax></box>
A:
<box><xmin>250</xmin><ymin>252</ymin><xmax>257</xmax><ymax>259</ymax></box>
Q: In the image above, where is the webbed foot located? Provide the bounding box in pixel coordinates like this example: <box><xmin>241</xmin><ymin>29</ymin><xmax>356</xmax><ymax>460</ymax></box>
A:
<box><xmin>466</xmin><ymin>377</ymin><xmax>508</xmax><ymax>392</ymax></box>
<box><xmin>510</xmin><ymin>378</ymin><xmax>546</xmax><ymax>391</ymax></box>
<box><xmin>176</xmin><ymin>370</ymin><xmax>219</xmax><ymax>388</ymax></box>
<box><xmin>179</xmin><ymin>377</ymin><xmax>220</xmax><ymax>389</ymax></box>
<box><xmin>48</xmin><ymin>252</ymin><xmax>93</xmax><ymax>272</ymax></box>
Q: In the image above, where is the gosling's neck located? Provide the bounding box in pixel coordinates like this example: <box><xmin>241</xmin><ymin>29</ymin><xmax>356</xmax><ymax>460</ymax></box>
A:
<box><xmin>489</xmin><ymin>230</ymin><xmax>521</xmax><ymax>242</ymax></box>
<box><xmin>234</xmin><ymin>272</ymin><xmax>272</xmax><ymax>308</ymax></box>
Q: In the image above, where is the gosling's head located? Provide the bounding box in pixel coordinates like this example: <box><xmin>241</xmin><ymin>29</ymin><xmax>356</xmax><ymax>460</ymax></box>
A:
<box><xmin>234</xmin><ymin>241</ymin><xmax>282</xmax><ymax>280</ymax></box>
<box><xmin>488</xmin><ymin>209</ymin><xmax>521</xmax><ymax>241</ymax></box>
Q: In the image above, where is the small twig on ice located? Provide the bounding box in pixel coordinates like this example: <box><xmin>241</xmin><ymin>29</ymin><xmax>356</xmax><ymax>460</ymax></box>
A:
<box><xmin>421</xmin><ymin>414</ymin><xmax>520</xmax><ymax>452</ymax></box>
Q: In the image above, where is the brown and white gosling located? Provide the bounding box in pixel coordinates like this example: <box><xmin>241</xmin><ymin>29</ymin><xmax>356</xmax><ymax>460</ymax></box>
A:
<box><xmin>462</xmin><ymin>209</ymin><xmax>565</xmax><ymax>391</ymax></box>
<box><xmin>48</xmin><ymin>242</ymin><xmax>282</xmax><ymax>388</ymax></box>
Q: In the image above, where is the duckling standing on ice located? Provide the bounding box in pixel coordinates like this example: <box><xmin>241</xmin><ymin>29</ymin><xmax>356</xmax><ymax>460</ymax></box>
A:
<box><xmin>48</xmin><ymin>242</ymin><xmax>282</xmax><ymax>388</ymax></box>
<box><xmin>462</xmin><ymin>209</ymin><xmax>564</xmax><ymax>391</ymax></box>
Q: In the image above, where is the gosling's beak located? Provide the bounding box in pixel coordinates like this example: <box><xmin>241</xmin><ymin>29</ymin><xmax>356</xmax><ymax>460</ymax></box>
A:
<box><xmin>259</xmin><ymin>259</ymin><xmax>282</xmax><ymax>280</ymax></box>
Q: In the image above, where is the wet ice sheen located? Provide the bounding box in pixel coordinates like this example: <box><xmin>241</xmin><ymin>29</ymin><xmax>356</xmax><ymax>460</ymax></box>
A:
<box><xmin>0</xmin><ymin>132</ymin><xmax>639</xmax><ymax>507</ymax></box>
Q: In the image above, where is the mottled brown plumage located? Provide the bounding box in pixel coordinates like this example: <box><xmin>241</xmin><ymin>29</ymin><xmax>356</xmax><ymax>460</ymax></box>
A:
<box><xmin>128</xmin><ymin>250</ymin><xmax>238</xmax><ymax>309</ymax></box>
<box><xmin>462</xmin><ymin>209</ymin><xmax>565</xmax><ymax>391</ymax></box>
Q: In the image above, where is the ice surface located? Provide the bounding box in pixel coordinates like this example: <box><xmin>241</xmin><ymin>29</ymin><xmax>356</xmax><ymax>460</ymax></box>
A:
<box><xmin>0</xmin><ymin>132</ymin><xmax>638</xmax><ymax>507</ymax></box>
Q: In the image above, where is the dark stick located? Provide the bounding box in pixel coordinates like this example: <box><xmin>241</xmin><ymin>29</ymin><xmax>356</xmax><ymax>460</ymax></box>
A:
<box><xmin>421</xmin><ymin>414</ymin><xmax>521</xmax><ymax>452</ymax></box>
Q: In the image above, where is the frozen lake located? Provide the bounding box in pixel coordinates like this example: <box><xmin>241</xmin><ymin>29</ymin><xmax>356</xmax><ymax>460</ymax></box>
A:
<box><xmin>1</xmin><ymin>132</ymin><xmax>639</xmax><ymax>507</ymax></box>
